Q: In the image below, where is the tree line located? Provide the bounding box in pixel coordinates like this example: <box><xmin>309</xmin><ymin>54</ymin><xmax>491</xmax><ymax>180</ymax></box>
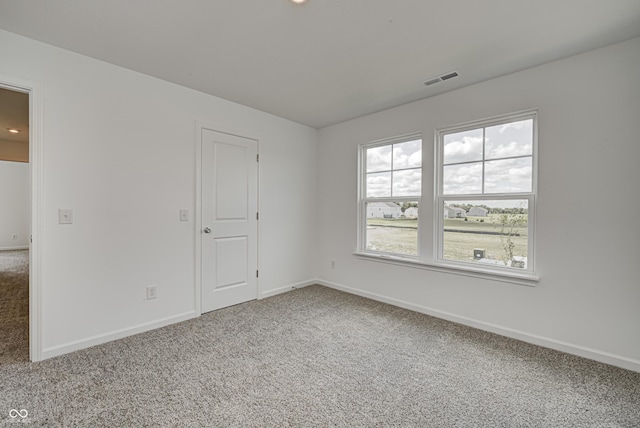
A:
<box><xmin>450</xmin><ymin>204</ymin><xmax>527</xmax><ymax>215</ymax></box>
<box><xmin>395</xmin><ymin>201</ymin><xmax>526</xmax><ymax>215</ymax></box>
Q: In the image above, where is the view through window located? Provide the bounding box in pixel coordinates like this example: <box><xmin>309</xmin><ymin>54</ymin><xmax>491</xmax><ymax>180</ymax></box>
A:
<box><xmin>358</xmin><ymin>111</ymin><xmax>537</xmax><ymax>278</ymax></box>
<box><xmin>362</xmin><ymin>137</ymin><xmax>422</xmax><ymax>256</ymax></box>
<box><xmin>437</xmin><ymin>112</ymin><xmax>536</xmax><ymax>272</ymax></box>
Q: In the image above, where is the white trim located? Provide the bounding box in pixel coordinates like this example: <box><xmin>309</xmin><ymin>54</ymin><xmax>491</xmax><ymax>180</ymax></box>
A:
<box><xmin>435</xmin><ymin>109</ymin><xmax>539</xmax><ymax>140</ymax></box>
<box><xmin>316</xmin><ymin>279</ymin><xmax>640</xmax><ymax>373</ymax></box>
<box><xmin>195</xmin><ymin>121</ymin><xmax>261</xmax><ymax>314</ymax></box>
<box><xmin>41</xmin><ymin>281</ymin><xmax>315</xmax><ymax>360</ymax></box>
<box><xmin>194</xmin><ymin>122</ymin><xmax>203</xmax><ymax>317</ymax></box>
<box><xmin>357</xmin><ymin>133</ymin><xmax>422</xmax><ymax>254</ymax></box>
<box><xmin>353</xmin><ymin>251</ymin><xmax>539</xmax><ymax>285</ymax></box>
<box><xmin>0</xmin><ymin>74</ymin><xmax>43</xmax><ymax>362</ymax></box>
<box><xmin>0</xmin><ymin>246</ymin><xmax>30</xmax><ymax>251</ymax></box>
<box><xmin>41</xmin><ymin>311</ymin><xmax>197</xmax><ymax>360</ymax></box>
<box><xmin>434</xmin><ymin>109</ymin><xmax>538</xmax><ymax>278</ymax></box>
<box><xmin>259</xmin><ymin>279</ymin><xmax>316</xmax><ymax>299</ymax></box>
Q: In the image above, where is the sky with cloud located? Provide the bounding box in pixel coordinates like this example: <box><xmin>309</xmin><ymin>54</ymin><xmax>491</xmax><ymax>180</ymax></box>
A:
<box><xmin>443</xmin><ymin>119</ymin><xmax>533</xmax><ymax>195</ymax></box>
<box><xmin>366</xmin><ymin>139</ymin><xmax>421</xmax><ymax>197</ymax></box>
<box><xmin>365</xmin><ymin>119</ymin><xmax>532</xmax><ymax>198</ymax></box>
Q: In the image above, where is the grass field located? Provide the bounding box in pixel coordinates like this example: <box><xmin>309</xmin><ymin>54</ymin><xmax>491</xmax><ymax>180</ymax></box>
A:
<box><xmin>366</xmin><ymin>215</ymin><xmax>528</xmax><ymax>265</ymax></box>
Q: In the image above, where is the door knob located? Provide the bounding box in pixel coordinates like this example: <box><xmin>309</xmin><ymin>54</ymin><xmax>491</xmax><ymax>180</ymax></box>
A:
<box><xmin>203</xmin><ymin>227</ymin><xmax>212</xmax><ymax>234</ymax></box>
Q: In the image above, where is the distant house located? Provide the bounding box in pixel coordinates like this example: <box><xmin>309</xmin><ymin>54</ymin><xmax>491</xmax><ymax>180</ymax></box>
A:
<box><xmin>367</xmin><ymin>202</ymin><xmax>402</xmax><ymax>219</ymax></box>
<box><xmin>404</xmin><ymin>207</ymin><xmax>418</xmax><ymax>218</ymax></box>
<box><xmin>444</xmin><ymin>205</ymin><xmax>467</xmax><ymax>218</ymax></box>
<box><xmin>468</xmin><ymin>206</ymin><xmax>488</xmax><ymax>217</ymax></box>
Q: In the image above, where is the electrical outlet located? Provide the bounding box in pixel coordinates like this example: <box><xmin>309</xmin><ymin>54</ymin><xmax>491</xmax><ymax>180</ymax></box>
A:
<box><xmin>146</xmin><ymin>285</ymin><xmax>158</xmax><ymax>300</ymax></box>
<box><xmin>58</xmin><ymin>209</ymin><xmax>73</xmax><ymax>224</ymax></box>
<box><xmin>331</xmin><ymin>259</ymin><xmax>336</xmax><ymax>269</ymax></box>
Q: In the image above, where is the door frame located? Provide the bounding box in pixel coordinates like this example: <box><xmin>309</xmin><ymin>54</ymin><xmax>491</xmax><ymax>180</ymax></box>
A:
<box><xmin>0</xmin><ymin>74</ymin><xmax>43</xmax><ymax>361</ymax></box>
<box><xmin>194</xmin><ymin>122</ymin><xmax>260</xmax><ymax>315</ymax></box>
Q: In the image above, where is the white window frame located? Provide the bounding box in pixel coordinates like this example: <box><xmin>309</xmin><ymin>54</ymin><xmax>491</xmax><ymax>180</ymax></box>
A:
<box><xmin>355</xmin><ymin>111</ymin><xmax>539</xmax><ymax>286</ymax></box>
<box><xmin>434</xmin><ymin>109</ymin><xmax>538</xmax><ymax>278</ymax></box>
<box><xmin>357</xmin><ymin>133</ymin><xmax>422</xmax><ymax>258</ymax></box>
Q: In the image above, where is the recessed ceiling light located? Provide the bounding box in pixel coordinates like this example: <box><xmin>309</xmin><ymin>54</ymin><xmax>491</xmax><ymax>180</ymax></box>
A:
<box><xmin>7</xmin><ymin>128</ymin><xmax>20</xmax><ymax>134</ymax></box>
<box><xmin>290</xmin><ymin>0</ymin><xmax>307</xmax><ymax>4</ymax></box>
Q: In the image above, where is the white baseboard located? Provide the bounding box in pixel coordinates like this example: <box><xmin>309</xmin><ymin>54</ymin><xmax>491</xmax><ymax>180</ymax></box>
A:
<box><xmin>260</xmin><ymin>279</ymin><xmax>316</xmax><ymax>299</ymax></box>
<box><xmin>41</xmin><ymin>311</ymin><xmax>197</xmax><ymax>360</ymax></box>
<box><xmin>0</xmin><ymin>246</ymin><xmax>29</xmax><ymax>251</ymax></box>
<box><xmin>40</xmin><ymin>279</ymin><xmax>319</xmax><ymax>360</ymax></box>
<box><xmin>317</xmin><ymin>279</ymin><xmax>640</xmax><ymax>373</ymax></box>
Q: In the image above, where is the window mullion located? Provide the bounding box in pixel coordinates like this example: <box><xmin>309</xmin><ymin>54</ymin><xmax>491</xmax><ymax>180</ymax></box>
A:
<box><xmin>482</xmin><ymin>127</ymin><xmax>486</xmax><ymax>195</ymax></box>
<box><xmin>390</xmin><ymin>143</ymin><xmax>394</xmax><ymax>197</ymax></box>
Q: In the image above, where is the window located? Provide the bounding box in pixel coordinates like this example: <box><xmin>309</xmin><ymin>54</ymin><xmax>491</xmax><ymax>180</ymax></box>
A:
<box><xmin>436</xmin><ymin>110</ymin><xmax>537</xmax><ymax>275</ymax></box>
<box><xmin>359</xmin><ymin>135</ymin><xmax>422</xmax><ymax>257</ymax></box>
<box><xmin>357</xmin><ymin>110</ymin><xmax>537</xmax><ymax>282</ymax></box>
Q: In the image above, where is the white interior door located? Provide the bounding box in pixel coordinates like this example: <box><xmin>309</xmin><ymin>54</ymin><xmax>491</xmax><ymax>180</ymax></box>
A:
<box><xmin>201</xmin><ymin>129</ymin><xmax>258</xmax><ymax>313</ymax></box>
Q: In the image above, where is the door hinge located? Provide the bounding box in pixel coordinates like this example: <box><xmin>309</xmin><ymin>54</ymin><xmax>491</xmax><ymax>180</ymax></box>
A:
<box><xmin>256</xmin><ymin>154</ymin><xmax>260</xmax><ymax>162</ymax></box>
<box><xmin>256</xmin><ymin>212</ymin><xmax>259</xmax><ymax>220</ymax></box>
<box><xmin>256</xmin><ymin>270</ymin><xmax>259</xmax><ymax>278</ymax></box>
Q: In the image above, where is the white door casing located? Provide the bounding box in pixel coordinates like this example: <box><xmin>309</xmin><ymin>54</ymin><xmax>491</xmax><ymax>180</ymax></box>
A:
<box><xmin>0</xmin><ymin>74</ymin><xmax>43</xmax><ymax>361</ymax></box>
<box><xmin>200</xmin><ymin>128</ymin><xmax>258</xmax><ymax>313</ymax></box>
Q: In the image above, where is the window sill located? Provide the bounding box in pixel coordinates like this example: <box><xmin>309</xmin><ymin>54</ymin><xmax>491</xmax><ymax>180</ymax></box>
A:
<box><xmin>353</xmin><ymin>252</ymin><xmax>539</xmax><ymax>286</ymax></box>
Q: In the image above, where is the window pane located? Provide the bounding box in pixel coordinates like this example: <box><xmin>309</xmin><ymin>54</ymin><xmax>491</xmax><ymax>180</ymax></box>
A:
<box><xmin>393</xmin><ymin>168</ymin><xmax>421</xmax><ymax>197</ymax></box>
<box><xmin>367</xmin><ymin>145</ymin><xmax>392</xmax><ymax>173</ymax></box>
<box><xmin>366</xmin><ymin>172</ymin><xmax>391</xmax><ymax>197</ymax></box>
<box><xmin>443</xmin><ymin>162</ymin><xmax>483</xmax><ymax>195</ymax></box>
<box><xmin>443</xmin><ymin>128</ymin><xmax>483</xmax><ymax>165</ymax></box>
<box><xmin>366</xmin><ymin>201</ymin><xmax>418</xmax><ymax>256</ymax></box>
<box><xmin>484</xmin><ymin>157</ymin><xmax>532</xmax><ymax>194</ymax></box>
<box><xmin>393</xmin><ymin>139</ymin><xmax>422</xmax><ymax>169</ymax></box>
<box><xmin>485</xmin><ymin>119</ymin><xmax>533</xmax><ymax>160</ymax></box>
<box><xmin>442</xmin><ymin>199</ymin><xmax>528</xmax><ymax>269</ymax></box>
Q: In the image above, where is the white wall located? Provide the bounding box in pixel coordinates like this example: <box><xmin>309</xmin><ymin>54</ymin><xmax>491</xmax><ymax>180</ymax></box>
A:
<box><xmin>0</xmin><ymin>30</ymin><xmax>317</xmax><ymax>358</ymax></box>
<box><xmin>2</xmin><ymin>27</ymin><xmax>638</xmax><ymax>371</ymax></box>
<box><xmin>317</xmin><ymin>37</ymin><xmax>640</xmax><ymax>371</ymax></box>
<box><xmin>0</xmin><ymin>160</ymin><xmax>29</xmax><ymax>249</ymax></box>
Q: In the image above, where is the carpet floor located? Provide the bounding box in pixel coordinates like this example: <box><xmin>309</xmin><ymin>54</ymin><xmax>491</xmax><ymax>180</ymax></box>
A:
<box><xmin>0</xmin><ymin>250</ymin><xmax>29</xmax><ymax>365</ymax></box>
<box><xmin>1</xmin><ymin>250</ymin><xmax>639</xmax><ymax>427</ymax></box>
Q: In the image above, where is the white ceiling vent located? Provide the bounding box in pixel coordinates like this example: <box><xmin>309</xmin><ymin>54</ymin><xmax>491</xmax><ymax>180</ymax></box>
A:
<box><xmin>423</xmin><ymin>70</ymin><xmax>460</xmax><ymax>87</ymax></box>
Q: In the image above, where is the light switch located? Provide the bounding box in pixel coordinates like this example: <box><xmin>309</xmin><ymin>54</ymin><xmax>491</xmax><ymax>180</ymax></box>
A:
<box><xmin>59</xmin><ymin>209</ymin><xmax>73</xmax><ymax>224</ymax></box>
<box><xmin>180</xmin><ymin>209</ymin><xmax>189</xmax><ymax>221</ymax></box>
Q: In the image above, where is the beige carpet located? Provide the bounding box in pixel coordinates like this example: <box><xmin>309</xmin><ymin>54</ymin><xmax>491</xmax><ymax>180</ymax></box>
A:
<box><xmin>0</xmin><ymin>250</ymin><xmax>29</xmax><ymax>365</ymax></box>
<box><xmin>1</xmin><ymin>253</ymin><xmax>639</xmax><ymax>426</ymax></box>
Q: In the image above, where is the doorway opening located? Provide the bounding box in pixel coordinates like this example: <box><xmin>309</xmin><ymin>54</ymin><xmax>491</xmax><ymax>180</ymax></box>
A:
<box><xmin>0</xmin><ymin>86</ymin><xmax>30</xmax><ymax>363</ymax></box>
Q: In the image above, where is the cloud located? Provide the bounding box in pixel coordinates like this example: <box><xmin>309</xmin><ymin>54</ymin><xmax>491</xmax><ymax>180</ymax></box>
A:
<box><xmin>392</xmin><ymin>168</ymin><xmax>421</xmax><ymax>196</ymax></box>
<box><xmin>495</xmin><ymin>119</ymin><xmax>532</xmax><ymax>134</ymax></box>
<box><xmin>485</xmin><ymin>119</ymin><xmax>533</xmax><ymax>160</ymax></box>
<box><xmin>366</xmin><ymin>172</ymin><xmax>391</xmax><ymax>197</ymax></box>
<box><xmin>486</xmin><ymin>140</ymin><xmax>532</xmax><ymax>159</ymax></box>
<box><xmin>443</xmin><ymin>162</ymin><xmax>483</xmax><ymax>194</ymax></box>
<box><xmin>484</xmin><ymin>158</ymin><xmax>532</xmax><ymax>193</ymax></box>
<box><xmin>393</xmin><ymin>139</ymin><xmax>422</xmax><ymax>169</ymax></box>
<box><xmin>443</xmin><ymin>129</ymin><xmax>483</xmax><ymax>164</ymax></box>
<box><xmin>366</xmin><ymin>145</ymin><xmax>391</xmax><ymax>173</ymax></box>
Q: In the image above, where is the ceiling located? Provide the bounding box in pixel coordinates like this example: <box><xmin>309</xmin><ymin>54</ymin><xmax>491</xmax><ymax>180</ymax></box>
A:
<box><xmin>1</xmin><ymin>1</ymin><xmax>639</xmax><ymax>128</ymax></box>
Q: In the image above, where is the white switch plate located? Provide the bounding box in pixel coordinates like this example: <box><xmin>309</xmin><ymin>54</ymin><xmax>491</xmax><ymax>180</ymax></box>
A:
<box><xmin>59</xmin><ymin>209</ymin><xmax>73</xmax><ymax>224</ymax></box>
<box><xmin>180</xmin><ymin>209</ymin><xmax>189</xmax><ymax>221</ymax></box>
